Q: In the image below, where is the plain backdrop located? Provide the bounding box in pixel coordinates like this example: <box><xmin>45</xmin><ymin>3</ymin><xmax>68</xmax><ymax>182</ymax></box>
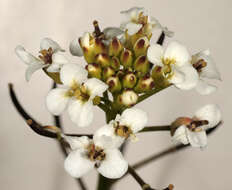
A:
<box><xmin>1</xmin><ymin>0</ymin><xmax>231</xmax><ymax>189</ymax></box>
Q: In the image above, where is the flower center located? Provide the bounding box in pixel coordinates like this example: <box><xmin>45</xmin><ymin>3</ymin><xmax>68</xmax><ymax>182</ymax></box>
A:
<box><xmin>39</xmin><ymin>47</ymin><xmax>53</xmax><ymax>65</ymax></box>
<box><xmin>193</xmin><ymin>59</ymin><xmax>207</xmax><ymax>73</ymax></box>
<box><xmin>114</xmin><ymin>122</ymin><xmax>133</xmax><ymax>138</ymax></box>
<box><xmin>161</xmin><ymin>58</ymin><xmax>176</xmax><ymax>80</ymax></box>
<box><xmin>137</xmin><ymin>12</ymin><xmax>148</xmax><ymax>25</ymax></box>
<box><xmin>87</xmin><ymin>143</ymin><xmax>105</xmax><ymax>164</ymax></box>
<box><xmin>186</xmin><ymin>120</ymin><xmax>209</xmax><ymax>132</ymax></box>
<box><xmin>66</xmin><ymin>82</ymin><xmax>90</xmax><ymax>102</ymax></box>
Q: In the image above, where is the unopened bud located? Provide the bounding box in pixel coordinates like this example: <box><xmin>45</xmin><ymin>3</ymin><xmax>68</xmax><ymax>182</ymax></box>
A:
<box><xmin>120</xmin><ymin>49</ymin><xmax>133</xmax><ymax>68</ymax></box>
<box><xmin>94</xmin><ymin>38</ymin><xmax>107</xmax><ymax>55</ymax></box>
<box><xmin>103</xmin><ymin>66</ymin><xmax>115</xmax><ymax>81</ymax></box>
<box><xmin>109</xmin><ymin>37</ymin><xmax>123</xmax><ymax>56</ymax></box>
<box><xmin>106</xmin><ymin>76</ymin><xmax>122</xmax><ymax>93</ymax></box>
<box><xmin>133</xmin><ymin>36</ymin><xmax>149</xmax><ymax>57</ymax></box>
<box><xmin>110</xmin><ymin>56</ymin><xmax>120</xmax><ymax>70</ymax></box>
<box><xmin>151</xmin><ymin>66</ymin><xmax>169</xmax><ymax>88</ymax></box>
<box><xmin>170</xmin><ymin>117</ymin><xmax>192</xmax><ymax>136</ymax></box>
<box><xmin>93</xmin><ymin>96</ymin><xmax>101</xmax><ymax>105</ymax></box>
<box><xmin>134</xmin><ymin>55</ymin><xmax>150</xmax><ymax>76</ymax></box>
<box><xmin>116</xmin><ymin>70</ymin><xmax>125</xmax><ymax>80</ymax></box>
<box><xmin>96</xmin><ymin>53</ymin><xmax>110</xmax><ymax>68</ymax></box>
<box><xmin>123</xmin><ymin>73</ymin><xmax>137</xmax><ymax>88</ymax></box>
<box><xmin>86</xmin><ymin>63</ymin><xmax>102</xmax><ymax>79</ymax></box>
<box><xmin>135</xmin><ymin>74</ymin><xmax>155</xmax><ymax>93</ymax></box>
<box><xmin>118</xmin><ymin>90</ymin><xmax>138</xmax><ymax>107</ymax></box>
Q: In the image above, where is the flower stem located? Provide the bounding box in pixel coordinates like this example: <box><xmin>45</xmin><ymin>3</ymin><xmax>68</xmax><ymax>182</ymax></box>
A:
<box><xmin>139</xmin><ymin>125</ymin><xmax>170</xmax><ymax>133</ymax></box>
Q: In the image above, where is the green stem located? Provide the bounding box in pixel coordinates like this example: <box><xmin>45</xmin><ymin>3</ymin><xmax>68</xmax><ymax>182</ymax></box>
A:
<box><xmin>139</xmin><ymin>126</ymin><xmax>170</xmax><ymax>133</ymax></box>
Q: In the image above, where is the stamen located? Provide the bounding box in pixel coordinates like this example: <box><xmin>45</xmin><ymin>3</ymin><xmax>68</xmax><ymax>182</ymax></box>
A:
<box><xmin>39</xmin><ymin>47</ymin><xmax>53</xmax><ymax>65</ymax></box>
<box><xmin>93</xmin><ymin>20</ymin><xmax>104</xmax><ymax>39</ymax></box>
<box><xmin>87</xmin><ymin>143</ymin><xmax>106</xmax><ymax>162</ymax></box>
<box><xmin>193</xmin><ymin>59</ymin><xmax>207</xmax><ymax>72</ymax></box>
<box><xmin>187</xmin><ymin>120</ymin><xmax>209</xmax><ymax>132</ymax></box>
<box><xmin>114</xmin><ymin>124</ymin><xmax>133</xmax><ymax>138</ymax></box>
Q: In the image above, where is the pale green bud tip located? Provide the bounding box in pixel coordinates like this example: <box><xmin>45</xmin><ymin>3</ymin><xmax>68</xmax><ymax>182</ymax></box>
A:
<box><xmin>123</xmin><ymin>73</ymin><xmax>137</xmax><ymax>88</ymax></box>
<box><xmin>134</xmin><ymin>55</ymin><xmax>150</xmax><ymax>75</ymax></box>
<box><xmin>120</xmin><ymin>49</ymin><xmax>133</xmax><ymax>68</ymax></box>
<box><xmin>103</xmin><ymin>66</ymin><xmax>115</xmax><ymax>81</ymax></box>
<box><xmin>96</xmin><ymin>53</ymin><xmax>110</xmax><ymax>68</ymax></box>
<box><xmin>86</xmin><ymin>63</ymin><xmax>102</xmax><ymax>79</ymax></box>
<box><xmin>135</xmin><ymin>74</ymin><xmax>155</xmax><ymax>93</ymax></box>
<box><xmin>111</xmin><ymin>57</ymin><xmax>120</xmax><ymax>70</ymax></box>
<box><xmin>118</xmin><ymin>90</ymin><xmax>138</xmax><ymax>107</ymax></box>
<box><xmin>106</xmin><ymin>76</ymin><xmax>122</xmax><ymax>93</ymax></box>
<box><xmin>133</xmin><ymin>36</ymin><xmax>149</xmax><ymax>57</ymax></box>
<box><xmin>109</xmin><ymin>37</ymin><xmax>123</xmax><ymax>56</ymax></box>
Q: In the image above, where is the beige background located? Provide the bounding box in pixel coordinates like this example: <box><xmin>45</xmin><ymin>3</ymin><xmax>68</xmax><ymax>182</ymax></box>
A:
<box><xmin>1</xmin><ymin>0</ymin><xmax>232</xmax><ymax>189</ymax></box>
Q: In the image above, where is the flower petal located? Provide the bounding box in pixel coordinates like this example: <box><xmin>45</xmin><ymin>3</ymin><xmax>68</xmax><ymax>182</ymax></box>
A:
<box><xmin>174</xmin><ymin>65</ymin><xmax>199</xmax><ymax>90</ymax></box>
<box><xmin>168</xmin><ymin>66</ymin><xmax>185</xmax><ymax>84</ymax></box>
<box><xmin>120</xmin><ymin>7</ymin><xmax>144</xmax><ymax>22</ymax></box>
<box><xmin>164</xmin><ymin>42</ymin><xmax>191</xmax><ymax>67</ymax></box>
<box><xmin>64</xmin><ymin>149</ymin><xmax>94</xmax><ymax>178</ymax></box>
<box><xmin>80</xmin><ymin>32</ymin><xmax>90</xmax><ymax>48</ymax></box>
<box><xmin>60</xmin><ymin>63</ymin><xmax>88</xmax><ymax>86</ymax></box>
<box><xmin>97</xmin><ymin>149</ymin><xmax>128</xmax><ymax>179</ymax></box>
<box><xmin>147</xmin><ymin>44</ymin><xmax>164</xmax><ymax>66</ymax></box>
<box><xmin>25</xmin><ymin>62</ymin><xmax>48</xmax><ymax>81</ymax></box>
<box><xmin>46</xmin><ymin>88</ymin><xmax>69</xmax><ymax>115</ymax></box>
<box><xmin>69</xmin><ymin>37</ymin><xmax>83</xmax><ymax>56</ymax></box>
<box><xmin>103</xmin><ymin>27</ymin><xmax>124</xmax><ymax>40</ymax></box>
<box><xmin>124</xmin><ymin>23</ymin><xmax>142</xmax><ymax>35</ymax></box>
<box><xmin>120</xmin><ymin>108</ymin><xmax>148</xmax><ymax>133</ymax></box>
<box><xmin>186</xmin><ymin>130</ymin><xmax>207</xmax><ymax>148</ymax></box>
<box><xmin>194</xmin><ymin>104</ymin><xmax>221</xmax><ymax>129</ymax></box>
<box><xmin>46</xmin><ymin>52</ymin><xmax>69</xmax><ymax>72</ymax></box>
<box><xmin>68</xmin><ymin>100</ymin><xmax>94</xmax><ymax>127</ymax></box>
<box><xmin>40</xmin><ymin>38</ymin><xmax>64</xmax><ymax>52</ymax></box>
<box><xmin>172</xmin><ymin>125</ymin><xmax>189</xmax><ymax>145</ymax></box>
<box><xmin>84</xmin><ymin>78</ymin><xmax>108</xmax><ymax>98</ymax></box>
<box><xmin>62</xmin><ymin>136</ymin><xmax>90</xmax><ymax>150</ymax></box>
<box><xmin>195</xmin><ymin>80</ymin><xmax>217</xmax><ymax>95</ymax></box>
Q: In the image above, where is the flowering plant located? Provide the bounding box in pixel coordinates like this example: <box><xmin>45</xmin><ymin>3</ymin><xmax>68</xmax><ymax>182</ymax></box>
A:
<box><xmin>9</xmin><ymin>7</ymin><xmax>222</xmax><ymax>190</ymax></box>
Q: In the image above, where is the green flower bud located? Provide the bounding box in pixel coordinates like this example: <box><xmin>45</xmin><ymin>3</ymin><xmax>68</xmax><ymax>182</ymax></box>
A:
<box><xmin>122</xmin><ymin>73</ymin><xmax>137</xmax><ymax>89</ymax></box>
<box><xmin>117</xmin><ymin>89</ymin><xmax>138</xmax><ymax>107</ymax></box>
<box><xmin>86</xmin><ymin>63</ymin><xmax>102</xmax><ymax>79</ymax></box>
<box><xmin>151</xmin><ymin>66</ymin><xmax>169</xmax><ymax>88</ymax></box>
<box><xmin>92</xmin><ymin>96</ymin><xmax>101</xmax><ymax>105</ymax></box>
<box><xmin>103</xmin><ymin>66</ymin><xmax>115</xmax><ymax>81</ymax></box>
<box><xmin>96</xmin><ymin>53</ymin><xmax>110</xmax><ymax>68</ymax></box>
<box><xmin>133</xmin><ymin>36</ymin><xmax>149</xmax><ymax>57</ymax></box>
<box><xmin>109</xmin><ymin>37</ymin><xmax>123</xmax><ymax>56</ymax></box>
<box><xmin>134</xmin><ymin>55</ymin><xmax>150</xmax><ymax>76</ymax></box>
<box><xmin>134</xmin><ymin>74</ymin><xmax>155</xmax><ymax>93</ymax></box>
<box><xmin>120</xmin><ymin>49</ymin><xmax>133</xmax><ymax>68</ymax></box>
<box><xmin>110</xmin><ymin>56</ymin><xmax>120</xmax><ymax>70</ymax></box>
<box><xmin>106</xmin><ymin>76</ymin><xmax>122</xmax><ymax>93</ymax></box>
<box><xmin>116</xmin><ymin>69</ymin><xmax>125</xmax><ymax>80</ymax></box>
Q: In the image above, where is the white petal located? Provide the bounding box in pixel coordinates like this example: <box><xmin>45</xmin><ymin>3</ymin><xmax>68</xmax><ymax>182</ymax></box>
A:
<box><xmin>120</xmin><ymin>7</ymin><xmax>144</xmax><ymax>22</ymax></box>
<box><xmin>97</xmin><ymin>149</ymin><xmax>128</xmax><ymax>179</ymax></box>
<box><xmin>25</xmin><ymin>63</ymin><xmax>48</xmax><ymax>81</ymax></box>
<box><xmin>62</xmin><ymin>136</ymin><xmax>90</xmax><ymax>150</ymax></box>
<box><xmin>15</xmin><ymin>45</ymin><xmax>42</xmax><ymax>65</ymax></box>
<box><xmin>174</xmin><ymin>65</ymin><xmax>199</xmax><ymax>90</ymax></box>
<box><xmin>68</xmin><ymin>100</ymin><xmax>94</xmax><ymax>127</ymax></box>
<box><xmin>172</xmin><ymin>125</ymin><xmax>189</xmax><ymax>145</ymax></box>
<box><xmin>46</xmin><ymin>52</ymin><xmax>69</xmax><ymax>72</ymax></box>
<box><xmin>40</xmin><ymin>38</ymin><xmax>64</xmax><ymax>52</ymax></box>
<box><xmin>168</xmin><ymin>66</ymin><xmax>185</xmax><ymax>84</ymax></box>
<box><xmin>69</xmin><ymin>37</ymin><xmax>83</xmax><ymax>56</ymax></box>
<box><xmin>103</xmin><ymin>27</ymin><xmax>124</xmax><ymax>40</ymax></box>
<box><xmin>46</xmin><ymin>88</ymin><xmax>69</xmax><ymax>115</ymax></box>
<box><xmin>186</xmin><ymin>130</ymin><xmax>207</xmax><ymax>148</ymax></box>
<box><xmin>64</xmin><ymin>149</ymin><xmax>94</xmax><ymax>178</ymax></box>
<box><xmin>60</xmin><ymin>63</ymin><xmax>88</xmax><ymax>86</ymax></box>
<box><xmin>195</xmin><ymin>80</ymin><xmax>217</xmax><ymax>95</ymax></box>
<box><xmin>147</xmin><ymin>44</ymin><xmax>164</xmax><ymax>66</ymax></box>
<box><xmin>80</xmin><ymin>32</ymin><xmax>90</xmax><ymax>48</ymax></box>
<box><xmin>149</xmin><ymin>16</ymin><xmax>161</xmax><ymax>28</ymax></box>
<box><xmin>84</xmin><ymin>78</ymin><xmax>108</xmax><ymax>99</ymax></box>
<box><xmin>94</xmin><ymin>125</ymin><xmax>124</xmax><ymax>148</ymax></box>
<box><xmin>125</xmin><ymin>23</ymin><xmax>143</xmax><ymax>35</ymax></box>
<box><xmin>164</xmin><ymin>42</ymin><xmax>191</xmax><ymax>67</ymax></box>
<box><xmin>194</xmin><ymin>104</ymin><xmax>221</xmax><ymax>129</ymax></box>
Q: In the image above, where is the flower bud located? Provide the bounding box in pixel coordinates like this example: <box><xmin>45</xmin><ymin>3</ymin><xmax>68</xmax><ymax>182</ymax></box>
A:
<box><xmin>92</xmin><ymin>96</ymin><xmax>101</xmax><ymax>105</ymax></box>
<box><xmin>86</xmin><ymin>63</ymin><xmax>102</xmax><ymax>79</ymax></box>
<box><xmin>122</xmin><ymin>73</ymin><xmax>137</xmax><ymax>89</ymax></box>
<box><xmin>134</xmin><ymin>74</ymin><xmax>155</xmax><ymax>93</ymax></box>
<box><xmin>133</xmin><ymin>36</ymin><xmax>149</xmax><ymax>57</ymax></box>
<box><xmin>120</xmin><ymin>49</ymin><xmax>133</xmax><ymax>68</ymax></box>
<box><xmin>109</xmin><ymin>37</ymin><xmax>123</xmax><ymax>56</ymax></box>
<box><xmin>106</xmin><ymin>76</ymin><xmax>122</xmax><ymax>93</ymax></box>
<box><xmin>118</xmin><ymin>90</ymin><xmax>138</xmax><ymax>107</ymax></box>
<box><xmin>110</xmin><ymin>56</ymin><xmax>120</xmax><ymax>70</ymax></box>
<box><xmin>170</xmin><ymin>117</ymin><xmax>192</xmax><ymax>136</ymax></box>
<box><xmin>134</xmin><ymin>55</ymin><xmax>150</xmax><ymax>76</ymax></box>
<box><xmin>116</xmin><ymin>69</ymin><xmax>125</xmax><ymax>80</ymax></box>
<box><xmin>102</xmin><ymin>66</ymin><xmax>115</xmax><ymax>81</ymax></box>
<box><xmin>151</xmin><ymin>66</ymin><xmax>169</xmax><ymax>88</ymax></box>
<box><xmin>96</xmin><ymin>53</ymin><xmax>110</xmax><ymax>68</ymax></box>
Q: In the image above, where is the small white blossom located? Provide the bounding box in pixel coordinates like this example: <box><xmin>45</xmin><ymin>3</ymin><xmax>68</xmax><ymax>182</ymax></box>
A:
<box><xmin>147</xmin><ymin>41</ymin><xmax>199</xmax><ymax>90</ymax></box>
<box><xmin>120</xmin><ymin>7</ymin><xmax>173</xmax><ymax>37</ymax></box>
<box><xmin>46</xmin><ymin>63</ymin><xmax>108</xmax><ymax>127</ymax></box>
<box><xmin>172</xmin><ymin>104</ymin><xmax>221</xmax><ymax>148</ymax></box>
<box><xmin>94</xmin><ymin>108</ymin><xmax>148</xmax><ymax>148</ymax></box>
<box><xmin>15</xmin><ymin>38</ymin><xmax>67</xmax><ymax>81</ymax></box>
<box><xmin>63</xmin><ymin>135</ymin><xmax>128</xmax><ymax>179</ymax></box>
<box><xmin>192</xmin><ymin>50</ymin><xmax>221</xmax><ymax>95</ymax></box>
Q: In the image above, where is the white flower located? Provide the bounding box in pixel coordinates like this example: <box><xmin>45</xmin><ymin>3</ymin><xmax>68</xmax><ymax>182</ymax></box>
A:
<box><xmin>15</xmin><ymin>38</ymin><xmax>67</xmax><ymax>81</ymax></box>
<box><xmin>63</xmin><ymin>135</ymin><xmax>128</xmax><ymax>179</ymax></box>
<box><xmin>192</xmin><ymin>50</ymin><xmax>221</xmax><ymax>95</ymax></box>
<box><xmin>172</xmin><ymin>104</ymin><xmax>221</xmax><ymax>148</ymax></box>
<box><xmin>147</xmin><ymin>41</ymin><xmax>199</xmax><ymax>90</ymax></box>
<box><xmin>120</xmin><ymin>7</ymin><xmax>173</xmax><ymax>37</ymax></box>
<box><xmin>94</xmin><ymin>108</ymin><xmax>148</xmax><ymax>148</ymax></box>
<box><xmin>46</xmin><ymin>63</ymin><xmax>108</xmax><ymax>127</ymax></box>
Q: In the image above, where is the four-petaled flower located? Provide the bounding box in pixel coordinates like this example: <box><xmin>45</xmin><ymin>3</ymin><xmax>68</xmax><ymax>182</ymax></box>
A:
<box><xmin>172</xmin><ymin>104</ymin><xmax>221</xmax><ymax>148</ymax></box>
<box><xmin>192</xmin><ymin>50</ymin><xmax>221</xmax><ymax>95</ymax></box>
<box><xmin>147</xmin><ymin>41</ymin><xmax>199</xmax><ymax>90</ymax></box>
<box><xmin>63</xmin><ymin>134</ymin><xmax>128</xmax><ymax>179</ymax></box>
<box><xmin>15</xmin><ymin>38</ymin><xmax>67</xmax><ymax>81</ymax></box>
<box><xmin>46</xmin><ymin>63</ymin><xmax>108</xmax><ymax>127</ymax></box>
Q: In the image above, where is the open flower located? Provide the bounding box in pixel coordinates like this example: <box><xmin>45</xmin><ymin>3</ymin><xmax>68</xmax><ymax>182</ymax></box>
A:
<box><xmin>171</xmin><ymin>104</ymin><xmax>221</xmax><ymax>148</ymax></box>
<box><xmin>15</xmin><ymin>38</ymin><xmax>67</xmax><ymax>81</ymax></box>
<box><xmin>63</xmin><ymin>134</ymin><xmax>128</xmax><ymax>179</ymax></box>
<box><xmin>46</xmin><ymin>63</ymin><xmax>108</xmax><ymax>127</ymax></box>
<box><xmin>94</xmin><ymin>108</ymin><xmax>148</xmax><ymax>148</ymax></box>
<box><xmin>192</xmin><ymin>50</ymin><xmax>221</xmax><ymax>95</ymax></box>
<box><xmin>147</xmin><ymin>41</ymin><xmax>199</xmax><ymax>90</ymax></box>
<box><xmin>120</xmin><ymin>7</ymin><xmax>173</xmax><ymax>37</ymax></box>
